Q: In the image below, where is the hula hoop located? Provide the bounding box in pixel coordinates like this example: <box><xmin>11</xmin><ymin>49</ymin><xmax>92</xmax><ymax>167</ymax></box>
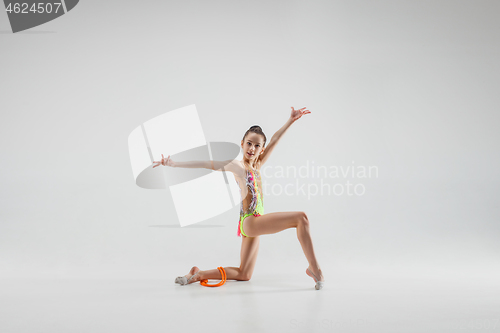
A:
<box><xmin>200</xmin><ymin>266</ymin><xmax>227</xmax><ymax>287</ymax></box>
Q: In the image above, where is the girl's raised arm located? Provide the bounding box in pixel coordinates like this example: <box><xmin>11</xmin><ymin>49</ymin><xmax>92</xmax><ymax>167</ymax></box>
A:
<box><xmin>258</xmin><ymin>106</ymin><xmax>311</xmax><ymax>165</ymax></box>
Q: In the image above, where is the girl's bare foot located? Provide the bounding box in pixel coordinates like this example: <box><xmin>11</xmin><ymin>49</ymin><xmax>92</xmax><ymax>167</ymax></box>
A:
<box><xmin>306</xmin><ymin>265</ymin><xmax>324</xmax><ymax>289</ymax></box>
<box><xmin>175</xmin><ymin>266</ymin><xmax>200</xmax><ymax>285</ymax></box>
<box><xmin>185</xmin><ymin>266</ymin><xmax>200</xmax><ymax>284</ymax></box>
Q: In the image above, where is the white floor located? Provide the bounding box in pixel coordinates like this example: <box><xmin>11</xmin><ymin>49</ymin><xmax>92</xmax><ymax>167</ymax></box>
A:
<box><xmin>2</xmin><ymin>267</ymin><xmax>499</xmax><ymax>333</ymax></box>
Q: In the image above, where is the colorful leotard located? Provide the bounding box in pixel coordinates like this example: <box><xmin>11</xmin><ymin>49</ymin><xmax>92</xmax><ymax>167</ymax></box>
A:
<box><xmin>237</xmin><ymin>168</ymin><xmax>264</xmax><ymax>237</ymax></box>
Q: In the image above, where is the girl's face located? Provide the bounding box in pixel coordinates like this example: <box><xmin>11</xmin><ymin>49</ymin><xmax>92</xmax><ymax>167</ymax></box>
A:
<box><xmin>241</xmin><ymin>133</ymin><xmax>265</xmax><ymax>161</ymax></box>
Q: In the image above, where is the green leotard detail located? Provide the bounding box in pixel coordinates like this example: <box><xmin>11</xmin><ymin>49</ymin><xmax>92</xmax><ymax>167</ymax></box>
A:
<box><xmin>237</xmin><ymin>168</ymin><xmax>264</xmax><ymax>237</ymax></box>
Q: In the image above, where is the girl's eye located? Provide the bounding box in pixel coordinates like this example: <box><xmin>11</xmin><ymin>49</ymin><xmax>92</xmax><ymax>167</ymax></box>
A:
<box><xmin>256</xmin><ymin>145</ymin><xmax>260</xmax><ymax>147</ymax></box>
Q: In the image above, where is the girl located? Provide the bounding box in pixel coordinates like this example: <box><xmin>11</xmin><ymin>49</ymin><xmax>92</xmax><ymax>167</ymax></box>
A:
<box><xmin>153</xmin><ymin>107</ymin><xmax>325</xmax><ymax>290</ymax></box>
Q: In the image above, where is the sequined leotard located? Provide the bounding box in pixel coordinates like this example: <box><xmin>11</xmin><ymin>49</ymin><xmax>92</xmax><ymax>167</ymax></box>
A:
<box><xmin>237</xmin><ymin>168</ymin><xmax>264</xmax><ymax>237</ymax></box>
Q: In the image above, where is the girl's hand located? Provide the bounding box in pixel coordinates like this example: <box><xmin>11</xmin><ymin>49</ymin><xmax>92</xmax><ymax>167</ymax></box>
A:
<box><xmin>290</xmin><ymin>106</ymin><xmax>311</xmax><ymax>122</ymax></box>
<box><xmin>153</xmin><ymin>154</ymin><xmax>175</xmax><ymax>168</ymax></box>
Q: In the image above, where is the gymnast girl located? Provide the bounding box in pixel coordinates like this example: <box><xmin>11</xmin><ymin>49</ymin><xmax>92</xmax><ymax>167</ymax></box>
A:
<box><xmin>152</xmin><ymin>107</ymin><xmax>325</xmax><ymax>290</ymax></box>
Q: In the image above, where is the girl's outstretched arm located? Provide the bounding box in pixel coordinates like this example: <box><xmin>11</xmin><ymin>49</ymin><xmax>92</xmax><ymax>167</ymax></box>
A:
<box><xmin>258</xmin><ymin>106</ymin><xmax>311</xmax><ymax>165</ymax></box>
<box><xmin>175</xmin><ymin>159</ymin><xmax>242</xmax><ymax>175</ymax></box>
<box><xmin>152</xmin><ymin>155</ymin><xmax>245</xmax><ymax>178</ymax></box>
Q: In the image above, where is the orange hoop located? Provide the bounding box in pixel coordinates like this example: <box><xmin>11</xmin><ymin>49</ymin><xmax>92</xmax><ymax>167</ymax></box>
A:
<box><xmin>200</xmin><ymin>267</ymin><xmax>227</xmax><ymax>287</ymax></box>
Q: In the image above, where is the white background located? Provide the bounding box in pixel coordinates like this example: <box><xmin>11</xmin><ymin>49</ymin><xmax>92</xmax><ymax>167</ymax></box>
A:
<box><xmin>1</xmin><ymin>1</ymin><xmax>499</xmax><ymax>332</ymax></box>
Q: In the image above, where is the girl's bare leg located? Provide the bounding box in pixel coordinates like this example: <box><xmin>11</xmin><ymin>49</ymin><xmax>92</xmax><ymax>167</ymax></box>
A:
<box><xmin>182</xmin><ymin>235</ymin><xmax>261</xmax><ymax>284</ymax></box>
<box><xmin>181</xmin><ymin>266</ymin><xmax>243</xmax><ymax>284</ymax></box>
<box><xmin>243</xmin><ymin>211</ymin><xmax>324</xmax><ymax>282</ymax></box>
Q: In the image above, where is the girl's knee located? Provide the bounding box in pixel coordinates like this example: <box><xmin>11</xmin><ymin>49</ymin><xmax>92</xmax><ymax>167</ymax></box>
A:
<box><xmin>297</xmin><ymin>211</ymin><xmax>309</xmax><ymax>227</ymax></box>
<box><xmin>238</xmin><ymin>270</ymin><xmax>252</xmax><ymax>281</ymax></box>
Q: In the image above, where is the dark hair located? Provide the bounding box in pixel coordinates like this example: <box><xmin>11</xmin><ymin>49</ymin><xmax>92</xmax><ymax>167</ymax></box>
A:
<box><xmin>242</xmin><ymin>125</ymin><xmax>267</xmax><ymax>147</ymax></box>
